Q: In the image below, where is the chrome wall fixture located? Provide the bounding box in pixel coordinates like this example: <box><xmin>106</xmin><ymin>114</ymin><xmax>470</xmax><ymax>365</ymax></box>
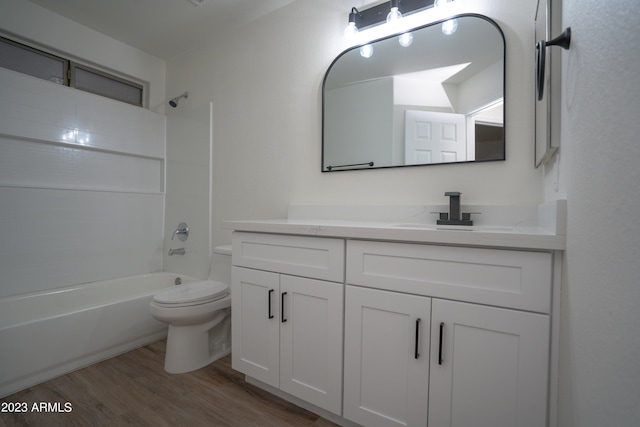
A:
<box><xmin>169</xmin><ymin>91</ymin><xmax>189</xmax><ymax>108</ymax></box>
<box><xmin>171</xmin><ymin>222</ymin><xmax>189</xmax><ymax>241</ymax></box>
<box><xmin>535</xmin><ymin>27</ymin><xmax>571</xmax><ymax>101</ymax></box>
<box><xmin>168</xmin><ymin>222</ymin><xmax>189</xmax><ymax>256</ymax></box>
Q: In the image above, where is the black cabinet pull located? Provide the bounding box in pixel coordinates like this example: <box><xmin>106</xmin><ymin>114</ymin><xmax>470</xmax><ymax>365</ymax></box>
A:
<box><xmin>438</xmin><ymin>322</ymin><xmax>444</xmax><ymax>365</ymax></box>
<box><xmin>268</xmin><ymin>289</ymin><xmax>274</xmax><ymax>319</ymax></box>
<box><xmin>281</xmin><ymin>292</ymin><xmax>288</xmax><ymax>323</ymax></box>
<box><xmin>414</xmin><ymin>318</ymin><xmax>421</xmax><ymax>359</ymax></box>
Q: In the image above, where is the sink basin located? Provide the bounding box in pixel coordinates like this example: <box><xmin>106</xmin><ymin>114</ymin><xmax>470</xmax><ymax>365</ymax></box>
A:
<box><xmin>391</xmin><ymin>223</ymin><xmax>514</xmax><ymax>232</ymax></box>
<box><xmin>391</xmin><ymin>223</ymin><xmax>437</xmax><ymax>229</ymax></box>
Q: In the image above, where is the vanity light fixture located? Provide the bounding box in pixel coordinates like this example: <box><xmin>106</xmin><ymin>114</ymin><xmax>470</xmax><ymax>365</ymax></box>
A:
<box><xmin>344</xmin><ymin>0</ymin><xmax>435</xmax><ymax>35</ymax></box>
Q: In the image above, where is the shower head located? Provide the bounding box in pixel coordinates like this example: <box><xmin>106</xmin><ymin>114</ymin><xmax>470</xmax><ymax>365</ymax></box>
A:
<box><xmin>169</xmin><ymin>91</ymin><xmax>189</xmax><ymax>108</ymax></box>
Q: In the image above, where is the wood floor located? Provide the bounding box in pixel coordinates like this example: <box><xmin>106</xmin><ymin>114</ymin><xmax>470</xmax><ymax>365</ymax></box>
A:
<box><xmin>0</xmin><ymin>340</ymin><xmax>340</xmax><ymax>427</ymax></box>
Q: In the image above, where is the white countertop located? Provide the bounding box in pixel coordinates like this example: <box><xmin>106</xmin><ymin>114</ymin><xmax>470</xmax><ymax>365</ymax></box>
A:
<box><xmin>223</xmin><ymin>218</ymin><xmax>565</xmax><ymax>251</ymax></box>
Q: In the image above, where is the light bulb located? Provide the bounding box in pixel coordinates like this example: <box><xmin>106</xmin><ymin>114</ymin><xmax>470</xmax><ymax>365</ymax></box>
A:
<box><xmin>441</xmin><ymin>19</ymin><xmax>458</xmax><ymax>35</ymax></box>
<box><xmin>386</xmin><ymin>7</ymin><xmax>402</xmax><ymax>24</ymax></box>
<box><xmin>360</xmin><ymin>44</ymin><xmax>373</xmax><ymax>58</ymax></box>
<box><xmin>399</xmin><ymin>32</ymin><xmax>413</xmax><ymax>47</ymax></box>
<box><xmin>434</xmin><ymin>0</ymin><xmax>458</xmax><ymax>35</ymax></box>
<box><xmin>344</xmin><ymin>21</ymin><xmax>358</xmax><ymax>37</ymax></box>
<box><xmin>386</xmin><ymin>0</ymin><xmax>402</xmax><ymax>24</ymax></box>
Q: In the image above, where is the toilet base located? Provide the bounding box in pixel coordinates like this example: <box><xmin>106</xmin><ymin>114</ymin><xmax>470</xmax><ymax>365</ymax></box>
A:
<box><xmin>164</xmin><ymin>307</ymin><xmax>231</xmax><ymax>374</ymax></box>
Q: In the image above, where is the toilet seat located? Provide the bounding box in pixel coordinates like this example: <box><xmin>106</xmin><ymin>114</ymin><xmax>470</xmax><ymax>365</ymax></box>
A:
<box><xmin>153</xmin><ymin>280</ymin><xmax>229</xmax><ymax>308</ymax></box>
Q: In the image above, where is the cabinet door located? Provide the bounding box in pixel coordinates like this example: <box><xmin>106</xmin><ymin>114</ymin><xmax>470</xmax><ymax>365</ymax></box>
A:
<box><xmin>279</xmin><ymin>275</ymin><xmax>344</xmax><ymax>415</ymax></box>
<box><xmin>231</xmin><ymin>266</ymin><xmax>280</xmax><ymax>387</ymax></box>
<box><xmin>429</xmin><ymin>299</ymin><xmax>550</xmax><ymax>427</ymax></box>
<box><xmin>344</xmin><ymin>286</ymin><xmax>431</xmax><ymax>427</ymax></box>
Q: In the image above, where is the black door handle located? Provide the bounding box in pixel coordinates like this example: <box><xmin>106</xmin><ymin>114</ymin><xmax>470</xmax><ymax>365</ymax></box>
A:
<box><xmin>268</xmin><ymin>289</ymin><xmax>274</xmax><ymax>319</ymax></box>
<box><xmin>281</xmin><ymin>292</ymin><xmax>288</xmax><ymax>323</ymax></box>
<box><xmin>438</xmin><ymin>322</ymin><xmax>444</xmax><ymax>365</ymax></box>
<box><xmin>414</xmin><ymin>318</ymin><xmax>421</xmax><ymax>359</ymax></box>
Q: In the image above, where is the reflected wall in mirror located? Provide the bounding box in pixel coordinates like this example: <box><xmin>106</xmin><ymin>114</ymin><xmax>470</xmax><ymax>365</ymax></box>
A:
<box><xmin>534</xmin><ymin>0</ymin><xmax>561</xmax><ymax>168</ymax></box>
<box><xmin>322</xmin><ymin>14</ymin><xmax>505</xmax><ymax>172</ymax></box>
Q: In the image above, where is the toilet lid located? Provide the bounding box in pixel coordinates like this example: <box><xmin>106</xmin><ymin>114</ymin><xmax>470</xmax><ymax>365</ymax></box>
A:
<box><xmin>153</xmin><ymin>280</ymin><xmax>229</xmax><ymax>305</ymax></box>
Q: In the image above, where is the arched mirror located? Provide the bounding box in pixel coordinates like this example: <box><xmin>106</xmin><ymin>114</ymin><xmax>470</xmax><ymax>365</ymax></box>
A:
<box><xmin>322</xmin><ymin>14</ymin><xmax>505</xmax><ymax>172</ymax></box>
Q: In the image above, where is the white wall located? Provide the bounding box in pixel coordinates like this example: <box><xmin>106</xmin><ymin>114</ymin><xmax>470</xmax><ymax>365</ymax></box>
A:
<box><xmin>325</xmin><ymin>78</ymin><xmax>394</xmax><ymax>168</ymax></box>
<box><xmin>166</xmin><ymin>0</ymin><xmax>543</xmax><ymax>252</ymax></box>
<box><xmin>547</xmin><ymin>0</ymin><xmax>640</xmax><ymax>425</ymax></box>
<box><xmin>456</xmin><ymin>60</ymin><xmax>503</xmax><ymax>113</ymax></box>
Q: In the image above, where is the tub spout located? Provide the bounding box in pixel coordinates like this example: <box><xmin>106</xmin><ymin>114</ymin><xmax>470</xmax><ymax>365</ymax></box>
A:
<box><xmin>168</xmin><ymin>248</ymin><xmax>185</xmax><ymax>256</ymax></box>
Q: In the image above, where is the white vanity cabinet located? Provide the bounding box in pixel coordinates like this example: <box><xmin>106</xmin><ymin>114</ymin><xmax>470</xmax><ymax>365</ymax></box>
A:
<box><xmin>343</xmin><ymin>285</ymin><xmax>431</xmax><ymax>427</ymax></box>
<box><xmin>428</xmin><ymin>299</ymin><xmax>549</xmax><ymax>427</ymax></box>
<box><xmin>231</xmin><ymin>232</ymin><xmax>344</xmax><ymax>415</ymax></box>
<box><xmin>226</xmin><ymin>216</ymin><xmax>563</xmax><ymax>427</ymax></box>
<box><xmin>344</xmin><ymin>240</ymin><xmax>553</xmax><ymax>427</ymax></box>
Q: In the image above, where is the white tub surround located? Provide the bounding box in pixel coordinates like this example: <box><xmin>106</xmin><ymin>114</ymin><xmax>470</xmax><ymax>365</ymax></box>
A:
<box><xmin>224</xmin><ymin>200</ymin><xmax>565</xmax><ymax>427</ymax></box>
<box><xmin>0</xmin><ymin>67</ymin><xmax>166</xmax><ymax>299</ymax></box>
<box><xmin>0</xmin><ymin>272</ymin><xmax>201</xmax><ymax>398</ymax></box>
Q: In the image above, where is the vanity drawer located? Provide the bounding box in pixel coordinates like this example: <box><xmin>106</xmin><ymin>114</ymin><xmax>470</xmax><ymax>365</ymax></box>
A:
<box><xmin>232</xmin><ymin>232</ymin><xmax>344</xmax><ymax>282</ymax></box>
<box><xmin>346</xmin><ymin>240</ymin><xmax>552</xmax><ymax>313</ymax></box>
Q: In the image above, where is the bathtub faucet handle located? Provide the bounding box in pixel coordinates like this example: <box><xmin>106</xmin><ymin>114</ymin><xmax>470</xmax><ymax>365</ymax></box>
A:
<box><xmin>171</xmin><ymin>222</ymin><xmax>189</xmax><ymax>241</ymax></box>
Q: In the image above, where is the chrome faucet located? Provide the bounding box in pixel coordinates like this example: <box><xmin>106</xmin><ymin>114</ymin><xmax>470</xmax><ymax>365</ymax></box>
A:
<box><xmin>436</xmin><ymin>192</ymin><xmax>474</xmax><ymax>226</ymax></box>
<box><xmin>168</xmin><ymin>223</ymin><xmax>188</xmax><ymax>256</ymax></box>
<box><xmin>171</xmin><ymin>222</ymin><xmax>189</xmax><ymax>241</ymax></box>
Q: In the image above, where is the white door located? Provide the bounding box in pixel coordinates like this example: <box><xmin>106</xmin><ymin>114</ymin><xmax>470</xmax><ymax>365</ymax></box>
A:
<box><xmin>344</xmin><ymin>286</ymin><xmax>431</xmax><ymax>427</ymax></box>
<box><xmin>279</xmin><ymin>275</ymin><xmax>344</xmax><ymax>415</ymax></box>
<box><xmin>231</xmin><ymin>267</ymin><xmax>280</xmax><ymax>387</ymax></box>
<box><xmin>429</xmin><ymin>299</ymin><xmax>550</xmax><ymax>427</ymax></box>
<box><xmin>404</xmin><ymin>110</ymin><xmax>466</xmax><ymax>164</ymax></box>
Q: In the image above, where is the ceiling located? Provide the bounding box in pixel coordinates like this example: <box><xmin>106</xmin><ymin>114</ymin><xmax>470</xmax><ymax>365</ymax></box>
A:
<box><xmin>27</xmin><ymin>0</ymin><xmax>296</xmax><ymax>60</ymax></box>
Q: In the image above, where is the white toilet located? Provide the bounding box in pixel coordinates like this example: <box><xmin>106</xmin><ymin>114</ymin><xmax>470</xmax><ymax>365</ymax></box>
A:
<box><xmin>149</xmin><ymin>280</ymin><xmax>231</xmax><ymax>374</ymax></box>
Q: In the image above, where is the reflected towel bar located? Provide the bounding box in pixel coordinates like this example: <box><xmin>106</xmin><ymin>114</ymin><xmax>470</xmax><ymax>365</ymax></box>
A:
<box><xmin>326</xmin><ymin>161</ymin><xmax>374</xmax><ymax>171</ymax></box>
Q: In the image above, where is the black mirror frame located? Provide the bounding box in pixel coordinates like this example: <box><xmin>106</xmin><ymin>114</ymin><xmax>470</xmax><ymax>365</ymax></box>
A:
<box><xmin>321</xmin><ymin>13</ymin><xmax>506</xmax><ymax>172</ymax></box>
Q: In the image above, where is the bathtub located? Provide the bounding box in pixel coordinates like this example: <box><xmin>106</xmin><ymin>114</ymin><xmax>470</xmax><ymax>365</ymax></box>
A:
<box><xmin>0</xmin><ymin>272</ymin><xmax>200</xmax><ymax>398</ymax></box>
